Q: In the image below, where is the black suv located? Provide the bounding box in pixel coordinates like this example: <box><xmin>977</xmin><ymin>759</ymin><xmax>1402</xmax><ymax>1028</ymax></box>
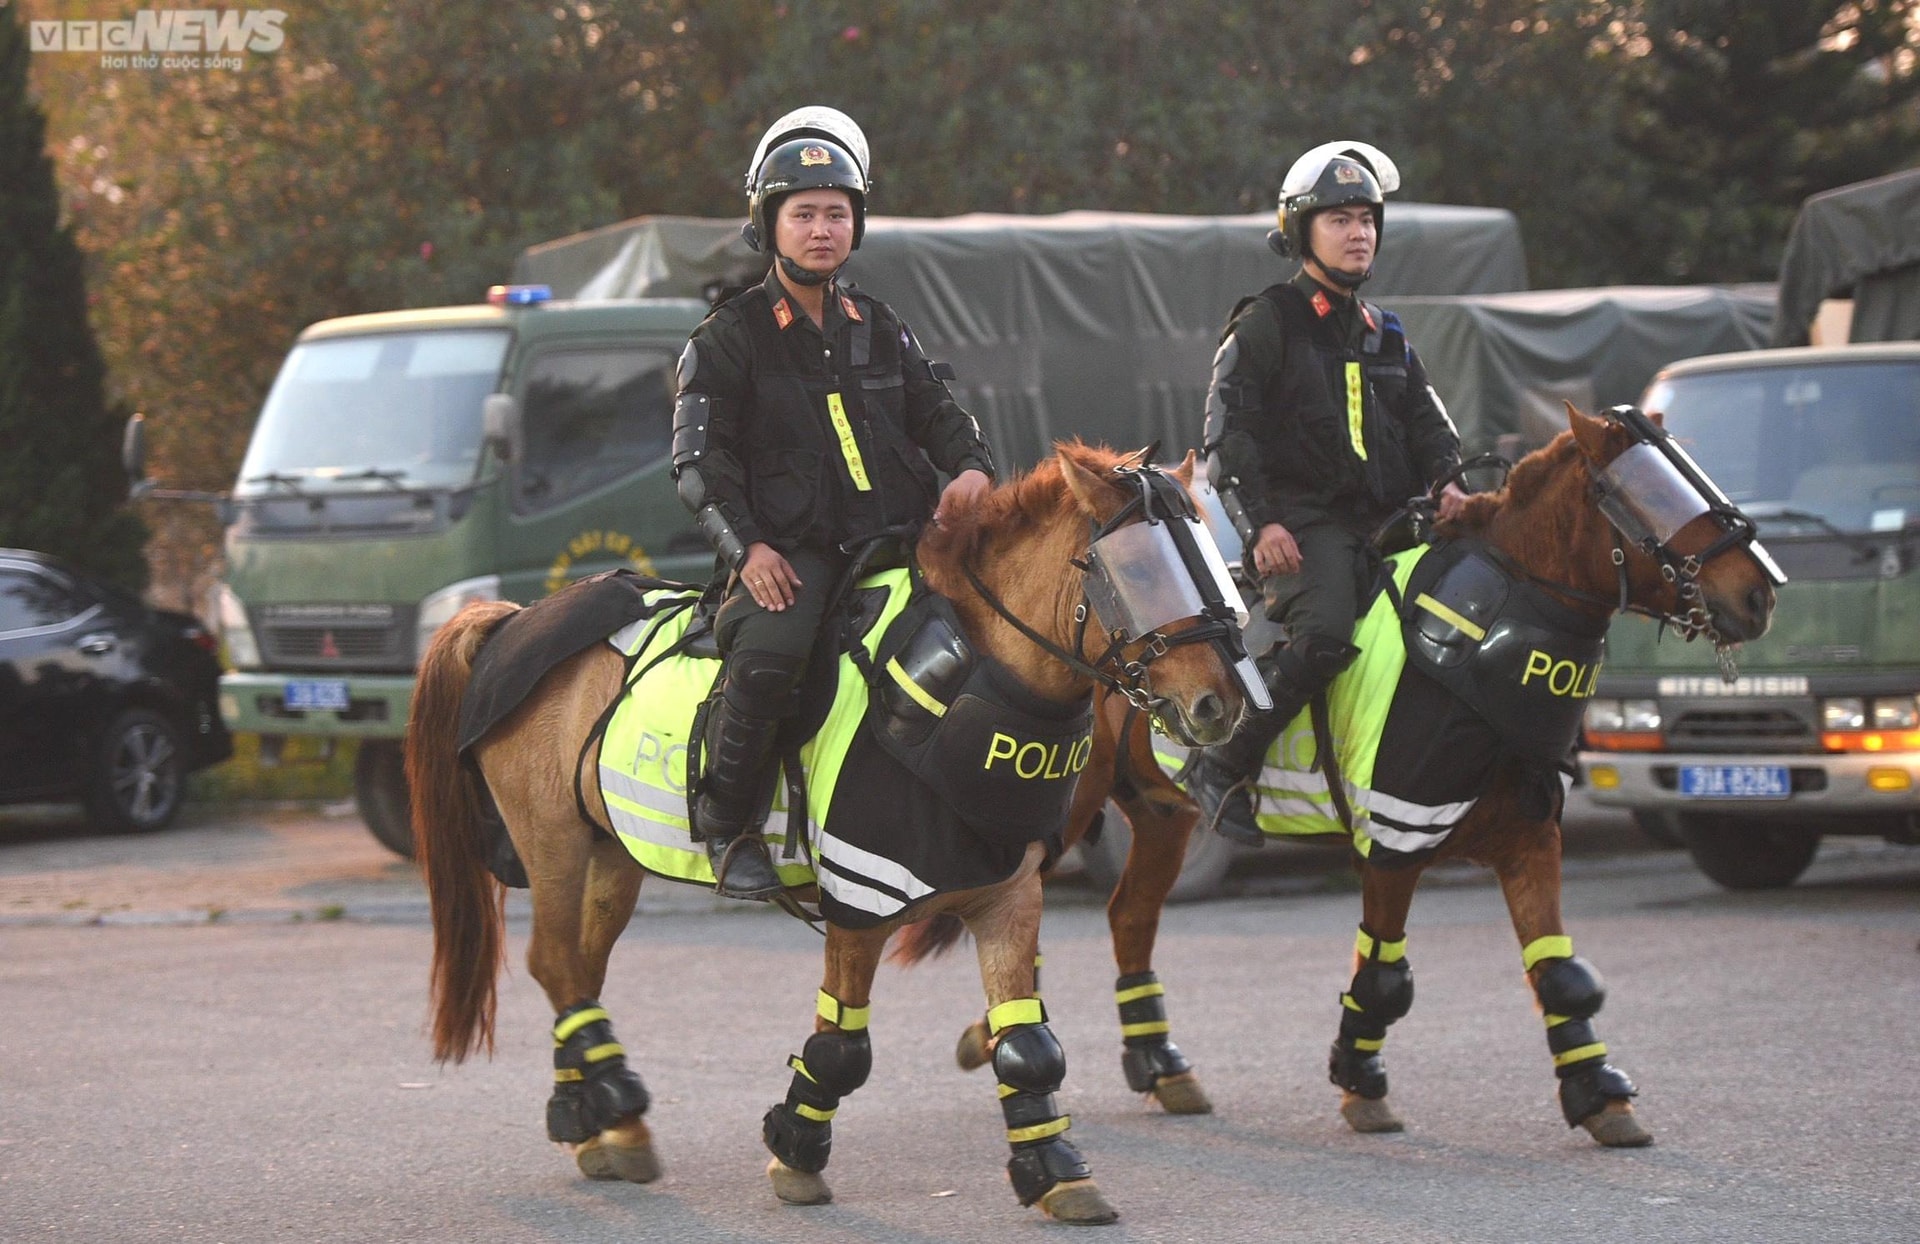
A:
<box><xmin>0</xmin><ymin>549</ymin><xmax>232</xmax><ymax>832</ymax></box>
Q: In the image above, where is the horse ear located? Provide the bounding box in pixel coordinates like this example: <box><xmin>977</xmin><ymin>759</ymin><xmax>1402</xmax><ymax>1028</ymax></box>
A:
<box><xmin>1172</xmin><ymin>450</ymin><xmax>1197</xmax><ymax>486</ymax></box>
<box><xmin>1059</xmin><ymin>451</ymin><xmax>1125</xmax><ymax>521</ymax></box>
<box><xmin>1565</xmin><ymin>401</ymin><xmax>1618</xmax><ymax>464</ymax></box>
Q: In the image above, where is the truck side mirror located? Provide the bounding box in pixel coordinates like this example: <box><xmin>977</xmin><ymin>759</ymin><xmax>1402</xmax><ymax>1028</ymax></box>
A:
<box><xmin>482</xmin><ymin>393</ymin><xmax>522</xmax><ymax>463</ymax></box>
<box><xmin>123</xmin><ymin>412</ymin><xmax>151</xmax><ymax>497</ymax></box>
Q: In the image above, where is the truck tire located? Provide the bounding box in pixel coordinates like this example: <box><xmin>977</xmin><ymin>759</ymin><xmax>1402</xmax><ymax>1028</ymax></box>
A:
<box><xmin>1679</xmin><ymin>815</ymin><xmax>1819</xmax><ymax>890</ymax></box>
<box><xmin>86</xmin><ymin>707</ymin><xmax>185</xmax><ymax>835</ymax></box>
<box><xmin>1077</xmin><ymin>799</ymin><xmax>1238</xmax><ymax>903</ymax></box>
<box><xmin>354</xmin><ymin>740</ymin><xmax>415</xmax><ymax>859</ymax></box>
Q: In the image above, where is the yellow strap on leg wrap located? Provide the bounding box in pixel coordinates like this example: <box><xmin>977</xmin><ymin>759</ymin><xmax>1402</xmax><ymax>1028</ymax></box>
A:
<box><xmin>817</xmin><ymin>989</ymin><xmax>870</xmax><ymax>1032</ymax></box>
<box><xmin>1114</xmin><ymin>981</ymin><xmax>1166</xmax><ymax>1005</ymax></box>
<box><xmin>1006</xmin><ymin>1116</ymin><xmax>1071</xmax><ymax>1144</ymax></box>
<box><xmin>553</xmin><ymin>1006</ymin><xmax>610</xmax><ymax>1044</ymax></box>
<box><xmin>1553</xmin><ymin>1042</ymin><xmax>1608</xmax><ymax>1068</ymax></box>
<box><xmin>1522</xmin><ymin>935</ymin><xmax>1575</xmax><ymax>971</ymax></box>
<box><xmin>1355</xmin><ymin>926</ymin><xmax>1407</xmax><ymax>964</ymax></box>
<box><xmin>988</xmin><ymin>997</ymin><xmax>1045</xmax><ymax>1034</ymax></box>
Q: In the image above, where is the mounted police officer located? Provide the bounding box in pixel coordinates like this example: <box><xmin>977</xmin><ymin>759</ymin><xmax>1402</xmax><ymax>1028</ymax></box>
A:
<box><xmin>1189</xmin><ymin>140</ymin><xmax>1468</xmax><ymax>844</ymax></box>
<box><xmin>670</xmin><ymin>108</ymin><xmax>996</xmax><ymax>899</ymax></box>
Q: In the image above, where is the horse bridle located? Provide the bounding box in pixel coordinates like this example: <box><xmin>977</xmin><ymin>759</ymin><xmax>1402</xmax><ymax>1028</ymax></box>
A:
<box><xmin>961</xmin><ymin>458</ymin><xmax>1270</xmax><ymax>731</ymax></box>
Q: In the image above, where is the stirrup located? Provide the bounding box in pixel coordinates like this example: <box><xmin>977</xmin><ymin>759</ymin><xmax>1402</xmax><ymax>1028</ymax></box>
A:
<box><xmin>1188</xmin><ymin>759</ymin><xmax>1266</xmax><ymax>847</ymax></box>
<box><xmin>708</xmin><ymin>833</ymin><xmax>783</xmax><ymax>901</ymax></box>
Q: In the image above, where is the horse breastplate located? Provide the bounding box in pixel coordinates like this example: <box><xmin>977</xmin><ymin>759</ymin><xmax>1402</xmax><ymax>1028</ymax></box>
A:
<box><xmin>1400</xmin><ymin>543</ymin><xmax>1607</xmax><ymax>763</ymax></box>
<box><xmin>869</xmin><ymin>591</ymin><xmax>1093</xmax><ymax>847</ymax></box>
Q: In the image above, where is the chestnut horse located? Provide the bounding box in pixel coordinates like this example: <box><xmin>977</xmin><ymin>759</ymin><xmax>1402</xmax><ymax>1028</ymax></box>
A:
<box><xmin>407</xmin><ymin>443</ymin><xmax>1250</xmax><ymax>1225</ymax></box>
<box><xmin>901</xmin><ymin>404</ymin><xmax>1778</xmax><ymax>1145</ymax></box>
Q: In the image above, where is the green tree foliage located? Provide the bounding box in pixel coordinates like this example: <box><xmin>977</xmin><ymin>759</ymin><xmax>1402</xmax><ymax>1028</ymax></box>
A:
<box><xmin>0</xmin><ymin>0</ymin><xmax>145</xmax><ymax>588</ymax></box>
<box><xmin>1612</xmin><ymin>0</ymin><xmax>1920</xmax><ymax>280</ymax></box>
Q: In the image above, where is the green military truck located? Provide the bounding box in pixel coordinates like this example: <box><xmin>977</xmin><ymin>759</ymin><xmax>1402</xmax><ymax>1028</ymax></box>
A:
<box><xmin>208</xmin><ymin>289</ymin><xmax>714</xmax><ymax>853</ymax></box>
<box><xmin>1578</xmin><ymin>170</ymin><xmax>1920</xmax><ymax>890</ymax></box>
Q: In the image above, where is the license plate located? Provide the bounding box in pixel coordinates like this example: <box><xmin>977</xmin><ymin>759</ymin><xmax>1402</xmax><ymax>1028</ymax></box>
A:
<box><xmin>1679</xmin><ymin>764</ymin><xmax>1791</xmax><ymax>799</ymax></box>
<box><xmin>284</xmin><ymin>680</ymin><xmax>350</xmax><ymax>711</ymax></box>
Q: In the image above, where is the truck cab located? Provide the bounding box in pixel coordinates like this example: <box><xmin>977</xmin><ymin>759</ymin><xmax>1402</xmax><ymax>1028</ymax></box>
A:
<box><xmin>213</xmin><ymin>289</ymin><xmax>712</xmax><ymax>852</ymax></box>
<box><xmin>1579</xmin><ymin>343</ymin><xmax>1920</xmax><ymax>887</ymax></box>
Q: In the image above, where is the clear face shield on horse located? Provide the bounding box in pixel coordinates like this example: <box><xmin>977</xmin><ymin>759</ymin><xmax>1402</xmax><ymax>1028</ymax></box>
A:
<box><xmin>1079</xmin><ymin>464</ymin><xmax>1273</xmax><ymax>719</ymax></box>
<box><xmin>1590</xmin><ymin>404</ymin><xmax>1786</xmax><ymax>678</ymax></box>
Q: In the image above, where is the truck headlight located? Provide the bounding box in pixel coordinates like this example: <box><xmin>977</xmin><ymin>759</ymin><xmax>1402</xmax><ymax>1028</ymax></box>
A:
<box><xmin>1584</xmin><ymin>699</ymin><xmax>1624</xmax><ymax>733</ymax></box>
<box><xmin>1821</xmin><ymin>697</ymin><xmax>1866</xmax><ymax>732</ymax></box>
<box><xmin>216</xmin><ymin>583</ymin><xmax>261</xmax><ymax>669</ymax></box>
<box><xmin>1622</xmin><ymin>699</ymin><xmax>1662</xmax><ymax>732</ymax></box>
<box><xmin>416</xmin><ymin>574</ymin><xmax>501</xmax><ymax>661</ymax></box>
<box><xmin>1871</xmin><ymin>697</ymin><xmax>1920</xmax><ymax>730</ymax></box>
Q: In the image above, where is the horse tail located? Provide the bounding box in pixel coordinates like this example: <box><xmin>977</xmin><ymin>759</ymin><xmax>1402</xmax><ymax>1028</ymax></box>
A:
<box><xmin>888</xmin><ymin>912</ymin><xmax>972</xmax><ymax>966</ymax></box>
<box><xmin>409</xmin><ymin>598</ymin><xmax>520</xmax><ymax>1064</ymax></box>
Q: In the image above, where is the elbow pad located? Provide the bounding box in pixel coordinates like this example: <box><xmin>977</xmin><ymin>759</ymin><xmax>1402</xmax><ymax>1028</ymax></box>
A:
<box><xmin>672</xmin><ymin>391</ymin><xmax>712</xmax><ymax>471</ymax></box>
<box><xmin>676</xmin><ymin>466</ymin><xmax>745</xmax><ymax>571</ymax></box>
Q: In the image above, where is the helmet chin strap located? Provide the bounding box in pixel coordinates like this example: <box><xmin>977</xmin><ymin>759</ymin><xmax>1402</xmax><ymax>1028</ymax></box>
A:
<box><xmin>776</xmin><ymin>250</ymin><xmax>836</xmax><ymax>287</ymax></box>
<box><xmin>1307</xmin><ymin>247</ymin><xmax>1371</xmax><ymax>290</ymax></box>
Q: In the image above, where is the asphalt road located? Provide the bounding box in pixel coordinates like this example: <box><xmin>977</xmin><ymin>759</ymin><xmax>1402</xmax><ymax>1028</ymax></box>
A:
<box><xmin>2</xmin><ymin>798</ymin><xmax>1916</xmax><ymax>1243</ymax></box>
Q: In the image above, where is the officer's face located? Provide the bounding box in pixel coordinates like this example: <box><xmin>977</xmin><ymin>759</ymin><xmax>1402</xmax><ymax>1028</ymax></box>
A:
<box><xmin>1309</xmin><ymin>206</ymin><xmax>1377</xmax><ymax>279</ymax></box>
<box><xmin>775</xmin><ymin>190</ymin><xmax>855</xmax><ymax>276</ymax></box>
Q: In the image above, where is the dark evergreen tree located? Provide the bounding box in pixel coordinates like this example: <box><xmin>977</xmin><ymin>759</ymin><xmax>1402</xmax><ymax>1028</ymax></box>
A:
<box><xmin>1614</xmin><ymin>0</ymin><xmax>1920</xmax><ymax>281</ymax></box>
<box><xmin>0</xmin><ymin>1</ymin><xmax>145</xmax><ymax>588</ymax></box>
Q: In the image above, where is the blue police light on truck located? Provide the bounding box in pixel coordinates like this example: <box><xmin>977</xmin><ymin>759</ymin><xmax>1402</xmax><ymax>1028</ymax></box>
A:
<box><xmin>487</xmin><ymin>284</ymin><xmax>552</xmax><ymax>307</ymax></box>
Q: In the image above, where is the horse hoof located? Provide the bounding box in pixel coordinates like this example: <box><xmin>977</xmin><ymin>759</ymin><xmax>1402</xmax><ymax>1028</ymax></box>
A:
<box><xmin>1150</xmin><ymin>1071</ymin><xmax>1213</xmax><ymax>1115</ymax></box>
<box><xmin>574</xmin><ymin>1119</ymin><xmax>662</xmax><ymax>1183</ymax></box>
<box><xmin>1037</xmin><ymin>1178</ymin><xmax>1119</xmax><ymax>1225</ymax></box>
<box><xmin>1582</xmin><ymin>1100</ymin><xmax>1653</xmax><ymax>1148</ymax></box>
<box><xmin>767</xmin><ymin>1156</ymin><xmax>833</xmax><ymax>1205</ymax></box>
<box><xmin>955</xmin><ymin>1019</ymin><xmax>992</xmax><ymax>1072</ymax></box>
<box><xmin>1340</xmin><ymin>1092</ymin><xmax>1404</xmax><ymax>1133</ymax></box>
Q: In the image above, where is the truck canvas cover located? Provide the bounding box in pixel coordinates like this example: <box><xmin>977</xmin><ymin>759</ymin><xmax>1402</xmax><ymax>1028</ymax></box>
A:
<box><xmin>1772</xmin><ymin>167</ymin><xmax>1920</xmax><ymax>347</ymax></box>
<box><xmin>515</xmin><ymin>208</ymin><xmax>1526</xmax><ymax>466</ymax></box>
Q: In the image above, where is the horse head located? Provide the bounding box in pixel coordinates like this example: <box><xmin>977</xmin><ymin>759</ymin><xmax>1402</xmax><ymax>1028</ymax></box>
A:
<box><xmin>1055</xmin><ymin>443</ymin><xmax>1254</xmax><ymax>746</ymax></box>
<box><xmin>1565</xmin><ymin>402</ymin><xmax>1780</xmax><ymax>649</ymax></box>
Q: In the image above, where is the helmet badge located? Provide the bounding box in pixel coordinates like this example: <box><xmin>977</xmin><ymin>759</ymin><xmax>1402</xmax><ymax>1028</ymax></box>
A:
<box><xmin>799</xmin><ymin>145</ymin><xmax>833</xmax><ymax>167</ymax></box>
<box><xmin>1333</xmin><ymin>162</ymin><xmax>1364</xmax><ymax>184</ymax></box>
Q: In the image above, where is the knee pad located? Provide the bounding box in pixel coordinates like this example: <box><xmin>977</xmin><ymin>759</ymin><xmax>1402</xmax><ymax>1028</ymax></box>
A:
<box><xmin>1348</xmin><ymin>957</ymin><xmax>1414</xmax><ymax>1023</ymax></box>
<box><xmin>799</xmin><ymin>1028</ymin><xmax>872</xmax><ymax>1100</ymax></box>
<box><xmin>993</xmin><ymin>1023</ymin><xmax>1067</xmax><ymax>1095</ymax></box>
<box><xmin>1296</xmin><ymin>635</ymin><xmax>1361</xmax><ymax>684</ymax></box>
<box><xmin>723</xmin><ymin>650</ymin><xmax>806</xmax><ymax>718</ymax></box>
<box><xmin>1534</xmin><ymin>955</ymin><xmax>1606</xmax><ymax>1020</ymax></box>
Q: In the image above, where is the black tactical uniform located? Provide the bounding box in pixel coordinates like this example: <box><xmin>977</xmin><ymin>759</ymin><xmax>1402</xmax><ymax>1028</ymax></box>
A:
<box><xmin>1193</xmin><ymin>222</ymin><xmax>1459</xmax><ymax>842</ymax></box>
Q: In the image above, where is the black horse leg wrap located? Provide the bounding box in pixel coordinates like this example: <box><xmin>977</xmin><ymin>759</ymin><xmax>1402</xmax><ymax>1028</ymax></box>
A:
<box><xmin>989</xmin><ymin>999</ymin><xmax>1089</xmax><ymax>1205</ymax></box>
<box><xmin>546</xmin><ymin>1001</ymin><xmax>649</xmax><ymax>1144</ymax></box>
<box><xmin>1116</xmin><ymin>971</ymin><xmax>1194</xmax><ymax>1093</ymax></box>
<box><xmin>1526</xmin><ymin>941</ymin><xmax>1637</xmax><ymax>1126</ymax></box>
<box><xmin>763</xmin><ymin>993</ymin><xmax>872</xmax><ymax>1175</ymax></box>
<box><xmin>1328</xmin><ymin>926</ymin><xmax>1413</xmax><ymax>1100</ymax></box>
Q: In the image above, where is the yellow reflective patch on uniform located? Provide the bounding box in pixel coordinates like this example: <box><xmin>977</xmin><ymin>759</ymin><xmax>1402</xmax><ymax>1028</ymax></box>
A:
<box><xmin>885</xmin><ymin>657</ymin><xmax>947</xmax><ymax>718</ymax></box>
<box><xmin>825</xmin><ymin>392</ymin><xmax>871</xmax><ymax>491</ymax></box>
<box><xmin>796</xmin><ymin>1103</ymin><xmax>837</xmax><ymax>1122</ymax></box>
<box><xmin>553</xmin><ymin>1007</ymin><xmax>610</xmax><ymax>1043</ymax></box>
<box><xmin>1553</xmin><ymin>1042</ymin><xmax>1608</xmax><ymax>1067</ymax></box>
<box><xmin>1120</xmin><ymin>1021</ymin><xmax>1171</xmax><ymax>1038</ymax></box>
<box><xmin>1345</xmin><ymin>361</ymin><xmax>1367</xmax><ymax>460</ymax></box>
<box><xmin>1007</xmin><ymin>1117</ymin><xmax>1071</xmax><ymax>1144</ymax></box>
<box><xmin>1414</xmin><ymin>593</ymin><xmax>1486</xmax><ymax>641</ymax></box>
<box><xmin>1522</xmin><ymin>935</ymin><xmax>1575</xmax><ymax>970</ymax></box>
<box><xmin>1114</xmin><ymin>982</ymin><xmax>1165</xmax><ymax>1005</ymax></box>
<box><xmin>988</xmin><ymin>997</ymin><xmax>1045</xmax><ymax>1034</ymax></box>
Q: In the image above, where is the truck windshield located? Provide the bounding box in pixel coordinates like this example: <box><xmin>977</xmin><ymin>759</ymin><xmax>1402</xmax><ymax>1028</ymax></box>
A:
<box><xmin>1646</xmin><ymin>360</ymin><xmax>1920</xmax><ymax>534</ymax></box>
<box><xmin>237</xmin><ymin>329</ymin><xmax>510</xmax><ymax>493</ymax></box>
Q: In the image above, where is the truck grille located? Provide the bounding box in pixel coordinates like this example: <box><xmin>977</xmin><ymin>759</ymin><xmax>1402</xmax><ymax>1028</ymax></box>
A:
<box><xmin>256</xmin><ymin>603</ymin><xmax>411</xmax><ymax>671</ymax></box>
<box><xmin>1665</xmin><ymin>706</ymin><xmax>1816</xmax><ymax>751</ymax></box>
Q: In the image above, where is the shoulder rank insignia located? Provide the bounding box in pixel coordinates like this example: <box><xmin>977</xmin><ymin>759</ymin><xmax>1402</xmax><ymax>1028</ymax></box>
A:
<box><xmin>1311</xmin><ymin>289</ymin><xmax>1332</xmax><ymax>318</ymax></box>
<box><xmin>839</xmin><ymin>293</ymin><xmax>862</xmax><ymax>322</ymax></box>
<box><xmin>772</xmin><ymin>298</ymin><xmax>795</xmax><ymax>330</ymax></box>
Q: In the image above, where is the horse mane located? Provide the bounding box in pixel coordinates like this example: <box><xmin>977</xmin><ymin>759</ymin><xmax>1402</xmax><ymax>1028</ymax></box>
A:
<box><xmin>1434</xmin><ymin>429</ymin><xmax>1582</xmax><ymax>541</ymax></box>
<box><xmin>917</xmin><ymin>440</ymin><xmax>1130</xmax><ymax>590</ymax></box>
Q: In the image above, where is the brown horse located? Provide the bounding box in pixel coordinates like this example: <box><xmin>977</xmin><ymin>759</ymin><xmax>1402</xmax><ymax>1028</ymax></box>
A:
<box><xmin>407</xmin><ymin>442</ymin><xmax>1250</xmax><ymax>1224</ymax></box>
<box><xmin>902</xmin><ymin>403</ymin><xmax>1779</xmax><ymax>1145</ymax></box>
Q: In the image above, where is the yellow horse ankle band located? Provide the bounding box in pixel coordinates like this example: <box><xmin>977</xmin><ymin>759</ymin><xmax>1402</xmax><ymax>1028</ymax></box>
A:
<box><xmin>1115</xmin><ymin>972</ymin><xmax>1172</xmax><ymax>1041</ymax></box>
<box><xmin>1522</xmin><ymin>935</ymin><xmax>1574</xmax><ymax>971</ymax></box>
<box><xmin>1355</xmin><ymin>925</ymin><xmax>1407</xmax><ymax>963</ymax></box>
<box><xmin>816</xmin><ymin>989</ymin><xmax>870</xmax><ymax>1032</ymax></box>
<box><xmin>988</xmin><ymin>997</ymin><xmax>1046</xmax><ymax>1035</ymax></box>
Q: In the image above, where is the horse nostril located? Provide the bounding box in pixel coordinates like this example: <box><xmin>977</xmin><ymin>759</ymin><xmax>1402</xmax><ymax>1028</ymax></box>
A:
<box><xmin>1749</xmin><ymin>584</ymin><xmax>1772</xmax><ymax>620</ymax></box>
<box><xmin>1190</xmin><ymin>692</ymin><xmax>1224</xmax><ymax>726</ymax></box>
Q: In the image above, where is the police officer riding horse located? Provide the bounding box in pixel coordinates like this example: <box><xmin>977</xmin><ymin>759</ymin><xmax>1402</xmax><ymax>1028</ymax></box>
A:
<box><xmin>670</xmin><ymin>108</ymin><xmax>997</xmax><ymax>899</ymax></box>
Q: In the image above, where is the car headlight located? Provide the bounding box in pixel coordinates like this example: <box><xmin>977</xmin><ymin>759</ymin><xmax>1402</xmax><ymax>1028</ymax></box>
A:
<box><xmin>215</xmin><ymin>583</ymin><xmax>261</xmax><ymax>669</ymax></box>
<box><xmin>1871</xmin><ymin>696</ymin><xmax>1920</xmax><ymax>730</ymax></box>
<box><xmin>1622</xmin><ymin>699</ymin><xmax>1662</xmax><ymax>732</ymax></box>
<box><xmin>416</xmin><ymin>574</ymin><xmax>501</xmax><ymax>660</ymax></box>
<box><xmin>1584</xmin><ymin>699</ymin><xmax>1624</xmax><ymax>733</ymax></box>
<box><xmin>1821</xmin><ymin>697</ymin><xmax>1866</xmax><ymax>732</ymax></box>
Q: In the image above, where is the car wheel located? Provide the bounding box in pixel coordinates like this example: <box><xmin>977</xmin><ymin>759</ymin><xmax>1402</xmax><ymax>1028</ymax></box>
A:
<box><xmin>1078</xmin><ymin>799</ymin><xmax>1238</xmax><ymax>903</ymax></box>
<box><xmin>1679</xmin><ymin>815</ymin><xmax>1820</xmax><ymax>890</ymax></box>
<box><xmin>86</xmin><ymin>707</ymin><xmax>184</xmax><ymax>834</ymax></box>
<box><xmin>353</xmin><ymin>740</ymin><xmax>415</xmax><ymax>859</ymax></box>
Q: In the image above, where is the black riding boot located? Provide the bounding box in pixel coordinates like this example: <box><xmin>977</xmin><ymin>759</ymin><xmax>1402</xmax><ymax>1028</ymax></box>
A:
<box><xmin>1187</xmin><ymin>642</ymin><xmax>1346</xmax><ymax>845</ymax></box>
<box><xmin>695</xmin><ymin>699</ymin><xmax>786</xmax><ymax>901</ymax></box>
